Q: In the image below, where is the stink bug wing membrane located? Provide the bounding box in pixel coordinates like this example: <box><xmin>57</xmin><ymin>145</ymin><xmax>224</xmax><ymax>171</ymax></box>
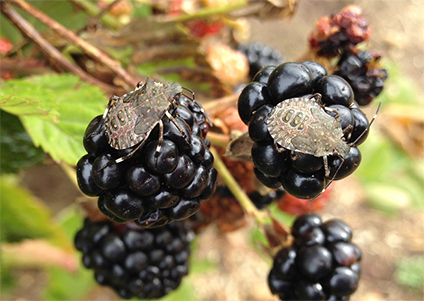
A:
<box><xmin>131</xmin><ymin>81</ymin><xmax>182</xmax><ymax>135</ymax></box>
<box><xmin>133</xmin><ymin>105</ymin><xmax>157</xmax><ymax>134</ymax></box>
<box><xmin>291</xmin><ymin>135</ymin><xmax>318</xmax><ymax>155</ymax></box>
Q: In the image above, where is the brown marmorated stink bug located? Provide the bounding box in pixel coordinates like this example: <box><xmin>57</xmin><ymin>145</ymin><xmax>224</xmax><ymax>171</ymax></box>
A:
<box><xmin>266</xmin><ymin>93</ymin><xmax>380</xmax><ymax>201</ymax></box>
<box><xmin>103</xmin><ymin>78</ymin><xmax>204</xmax><ymax>164</ymax></box>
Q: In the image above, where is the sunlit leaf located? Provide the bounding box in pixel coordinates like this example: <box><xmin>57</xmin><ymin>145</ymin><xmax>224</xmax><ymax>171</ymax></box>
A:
<box><xmin>0</xmin><ymin>74</ymin><xmax>106</xmax><ymax>165</ymax></box>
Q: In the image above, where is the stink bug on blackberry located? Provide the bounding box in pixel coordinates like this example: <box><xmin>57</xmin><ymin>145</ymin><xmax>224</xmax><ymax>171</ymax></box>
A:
<box><xmin>100</xmin><ymin>79</ymin><xmax>210</xmax><ymax>165</ymax></box>
<box><xmin>266</xmin><ymin>93</ymin><xmax>380</xmax><ymax>201</ymax></box>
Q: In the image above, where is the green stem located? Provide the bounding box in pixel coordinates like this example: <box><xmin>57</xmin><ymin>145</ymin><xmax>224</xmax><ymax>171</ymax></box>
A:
<box><xmin>68</xmin><ymin>0</ymin><xmax>122</xmax><ymax>30</ymax></box>
<box><xmin>210</xmin><ymin>147</ymin><xmax>267</xmax><ymax>224</ymax></box>
<box><xmin>207</xmin><ymin>132</ymin><xmax>230</xmax><ymax>148</ymax></box>
<box><xmin>158</xmin><ymin>1</ymin><xmax>247</xmax><ymax>23</ymax></box>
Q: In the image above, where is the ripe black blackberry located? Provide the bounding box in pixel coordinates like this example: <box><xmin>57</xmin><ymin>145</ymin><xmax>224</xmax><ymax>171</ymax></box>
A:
<box><xmin>268</xmin><ymin>214</ymin><xmax>362</xmax><ymax>300</ymax></box>
<box><xmin>212</xmin><ymin>185</ymin><xmax>286</xmax><ymax>210</ymax></box>
<box><xmin>335</xmin><ymin>51</ymin><xmax>388</xmax><ymax>106</ymax></box>
<box><xmin>237</xmin><ymin>42</ymin><xmax>285</xmax><ymax>80</ymax></box>
<box><xmin>74</xmin><ymin>218</ymin><xmax>194</xmax><ymax>299</ymax></box>
<box><xmin>76</xmin><ymin>93</ymin><xmax>217</xmax><ymax>228</ymax></box>
<box><xmin>238</xmin><ymin>61</ymin><xmax>371</xmax><ymax>199</ymax></box>
<box><xmin>249</xmin><ymin>187</ymin><xmax>286</xmax><ymax>209</ymax></box>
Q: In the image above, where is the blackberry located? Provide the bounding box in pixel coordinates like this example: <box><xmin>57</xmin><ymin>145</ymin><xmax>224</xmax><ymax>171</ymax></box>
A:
<box><xmin>308</xmin><ymin>5</ymin><xmax>371</xmax><ymax>58</ymax></box>
<box><xmin>74</xmin><ymin>218</ymin><xmax>193</xmax><ymax>299</ymax></box>
<box><xmin>77</xmin><ymin>90</ymin><xmax>217</xmax><ymax>228</ymax></box>
<box><xmin>237</xmin><ymin>42</ymin><xmax>285</xmax><ymax>80</ymax></box>
<box><xmin>249</xmin><ymin>187</ymin><xmax>286</xmax><ymax>209</ymax></box>
<box><xmin>237</xmin><ymin>61</ymin><xmax>373</xmax><ymax>199</ymax></box>
<box><xmin>268</xmin><ymin>214</ymin><xmax>361</xmax><ymax>300</ymax></box>
<box><xmin>335</xmin><ymin>51</ymin><xmax>388</xmax><ymax>106</ymax></box>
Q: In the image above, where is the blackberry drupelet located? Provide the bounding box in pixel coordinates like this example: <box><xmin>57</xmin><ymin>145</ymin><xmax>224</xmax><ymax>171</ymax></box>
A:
<box><xmin>268</xmin><ymin>214</ymin><xmax>361</xmax><ymax>300</ymax></box>
<box><xmin>76</xmin><ymin>92</ymin><xmax>217</xmax><ymax>228</ymax></box>
<box><xmin>74</xmin><ymin>218</ymin><xmax>194</xmax><ymax>299</ymax></box>
<box><xmin>237</xmin><ymin>61</ymin><xmax>373</xmax><ymax>199</ymax></box>
<box><xmin>335</xmin><ymin>50</ymin><xmax>388</xmax><ymax>106</ymax></box>
<box><xmin>249</xmin><ymin>187</ymin><xmax>286</xmax><ymax>209</ymax></box>
<box><xmin>237</xmin><ymin>42</ymin><xmax>285</xmax><ymax>80</ymax></box>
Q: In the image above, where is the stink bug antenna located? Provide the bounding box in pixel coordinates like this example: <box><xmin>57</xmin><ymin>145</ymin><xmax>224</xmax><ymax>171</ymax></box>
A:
<box><xmin>181</xmin><ymin>87</ymin><xmax>213</xmax><ymax>127</ymax></box>
<box><xmin>182</xmin><ymin>86</ymin><xmax>195</xmax><ymax>100</ymax></box>
<box><xmin>310</xmin><ymin>102</ymin><xmax>382</xmax><ymax>203</ymax></box>
<box><xmin>350</xmin><ymin>102</ymin><xmax>382</xmax><ymax>146</ymax></box>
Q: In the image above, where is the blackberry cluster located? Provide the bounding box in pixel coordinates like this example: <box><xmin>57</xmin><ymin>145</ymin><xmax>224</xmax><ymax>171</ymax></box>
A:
<box><xmin>308</xmin><ymin>5</ymin><xmax>371</xmax><ymax>58</ymax></box>
<box><xmin>335</xmin><ymin>51</ymin><xmax>388</xmax><ymax>106</ymax></box>
<box><xmin>238</xmin><ymin>61</ymin><xmax>371</xmax><ymax>199</ymax></box>
<box><xmin>76</xmin><ymin>96</ymin><xmax>217</xmax><ymax>228</ymax></box>
<box><xmin>268</xmin><ymin>214</ymin><xmax>362</xmax><ymax>300</ymax></box>
<box><xmin>74</xmin><ymin>218</ymin><xmax>193</xmax><ymax>299</ymax></box>
<box><xmin>237</xmin><ymin>42</ymin><xmax>285</xmax><ymax>80</ymax></box>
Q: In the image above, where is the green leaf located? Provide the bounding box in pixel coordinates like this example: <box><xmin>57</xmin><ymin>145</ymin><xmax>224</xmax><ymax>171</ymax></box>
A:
<box><xmin>1</xmin><ymin>1</ymin><xmax>88</xmax><ymax>48</ymax></box>
<box><xmin>395</xmin><ymin>256</ymin><xmax>424</xmax><ymax>291</ymax></box>
<box><xmin>0</xmin><ymin>110</ymin><xmax>45</xmax><ymax>174</ymax></box>
<box><xmin>43</xmin><ymin>266</ymin><xmax>95</xmax><ymax>301</ymax></box>
<box><xmin>0</xmin><ymin>74</ymin><xmax>106</xmax><ymax>165</ymax></box>
<box><xmin>42</xmin><ymin>205</ymin><xmax>95</xmax><ymax>300</ymax></box>
<box><xmin>30</xmin><ymin>1</ymin><xmax>88</xmax><ymax>32</ymax></box>
<box><xmin>355</xmin><ymin>128</ymin><xmax>424</xmax><ymax>210</ymax></box>
<box><xmin>378</xmin><ymin>61</ymin><xmax>422</xmax><ymax>106</ymax></box>
<box><xmin>0</xmin><ymin>264</ymin><xmax>16</xmax><ymax>297</ymax></box>
<box><xmin>0</xmin><ymin>175</ymin><xmax>67</xmax><ymax>244</ymax></box>
<box><xmin>363</xmin><ymin>182</ymin><xmax>411</xmax><ymax>215</ymax></box>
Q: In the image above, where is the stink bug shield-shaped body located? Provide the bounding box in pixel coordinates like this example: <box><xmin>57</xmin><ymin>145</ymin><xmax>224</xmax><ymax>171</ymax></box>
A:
<box><xmin>266</xmin><ymin>94</ymin><xmax>351</xmax><ymax>200</ymax></box>
<box><xmin>266</xmin><ymin>94</ymin><xmax>350</xmax><ymax>162</ymax></box>
<box><xmin>103</xmin><ymin>79</ymin><xmax>184</xmax><ymax>163</ymax></box>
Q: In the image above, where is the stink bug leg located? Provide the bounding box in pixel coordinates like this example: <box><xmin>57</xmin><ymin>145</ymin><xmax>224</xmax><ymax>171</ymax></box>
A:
<box><xmin>309</xmin><ymin>102</ymin><xmax>382</xmax><ymax>202</ymax></box>
<box><xmin>182</xmin><ymin>87</ymin><xmax>213</xmax><ymax>127</ymax></box>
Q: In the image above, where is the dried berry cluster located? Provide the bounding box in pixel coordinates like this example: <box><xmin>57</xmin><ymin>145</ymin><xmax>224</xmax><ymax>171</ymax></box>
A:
<box><xmin>307</xmin><ymin>5</ymin><xmax>388</xmax><ymax>106</ymax></box>
<box><xmin>308</xmin><ymin>5</ymin><xmax>371</xmax><ymax>58</ymax></box>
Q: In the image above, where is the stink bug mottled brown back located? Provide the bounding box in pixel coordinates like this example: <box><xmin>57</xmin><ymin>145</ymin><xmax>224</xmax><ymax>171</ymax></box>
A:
<box><xmin>266</xmin><ymin>94</ymin><xmax>350</xmax><ymax>161</ymax></box>
<box><xmin>104</xmin><ymin>79</ymin><xmax>183</xmax><ymax>150</ymax></box>
<box><xmin>266</xmin><ymin>93</ymin><xmax>380</xmax><ymax>202</ymax></box>
<box><xmin>103</xmin><ymin>79</ymin><xmax>190</xmax><ymax>164</ymax></box>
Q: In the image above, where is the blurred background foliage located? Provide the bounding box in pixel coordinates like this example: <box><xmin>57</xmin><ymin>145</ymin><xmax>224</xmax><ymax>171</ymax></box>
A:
<box><xmin>0</xmin><ymin>0</ymin><xmax>423</xmax><ymax>300</ymax></box>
